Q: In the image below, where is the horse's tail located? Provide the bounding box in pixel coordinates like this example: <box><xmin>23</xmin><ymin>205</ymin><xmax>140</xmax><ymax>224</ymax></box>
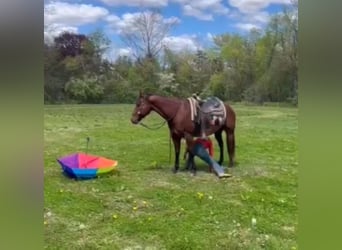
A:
<box><xmin>223</xmin><ymin>102</ymin><xmax>236</xmax><ymax>129</ymax></box>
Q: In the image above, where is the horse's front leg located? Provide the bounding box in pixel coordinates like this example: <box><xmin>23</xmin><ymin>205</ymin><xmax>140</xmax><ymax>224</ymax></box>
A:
<box><xmin>172</xmin><ymin>135</ymin><xmax>181</xmax><ymax>173</ymax></box>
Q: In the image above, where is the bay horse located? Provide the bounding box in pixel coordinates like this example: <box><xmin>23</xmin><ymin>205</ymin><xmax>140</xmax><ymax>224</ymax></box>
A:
<box><xmin>130</xmin><ymin>91</ymin><xmax>236</xmax><ymax>173</ymax></box>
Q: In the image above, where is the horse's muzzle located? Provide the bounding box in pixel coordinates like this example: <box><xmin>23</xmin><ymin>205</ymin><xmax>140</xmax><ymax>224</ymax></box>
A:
<box><xmin>131</xmin><ymin>117</ymin><xmax>139</xmax><ymax>124</ymax></box>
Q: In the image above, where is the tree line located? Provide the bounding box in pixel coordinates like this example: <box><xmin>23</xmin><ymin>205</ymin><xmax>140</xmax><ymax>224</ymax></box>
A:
<box><xmin>44</xmin><ymin>5</ymin><xmax>297</xmax><ymax>105</ymax></box>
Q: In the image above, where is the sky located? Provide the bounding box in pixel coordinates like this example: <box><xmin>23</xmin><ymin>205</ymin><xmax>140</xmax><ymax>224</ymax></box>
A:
<box><xmin>44</xmin><ymin>0</ymin><xmax>292</xmax><ymax>60</ymax></box>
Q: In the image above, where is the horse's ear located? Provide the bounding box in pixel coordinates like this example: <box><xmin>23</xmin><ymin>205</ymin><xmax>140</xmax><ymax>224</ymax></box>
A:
<box><xmin>139</xmin><ymin>90</ymin><xmax>143</xmax><ymax>97</ymax></box>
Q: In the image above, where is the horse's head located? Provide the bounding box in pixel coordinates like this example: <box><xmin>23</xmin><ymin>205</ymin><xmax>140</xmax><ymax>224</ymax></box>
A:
<box><xmin>131</xmin><ymin>91</ymin><xmax>153</xmax><ymax>124</ymax></box>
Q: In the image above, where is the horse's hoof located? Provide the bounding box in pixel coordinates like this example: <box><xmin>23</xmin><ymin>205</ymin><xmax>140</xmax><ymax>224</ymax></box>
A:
<box><xmin>172</xmin><ymin>169</ymin><xmax>178</xmax><ymax>174</ymax></box>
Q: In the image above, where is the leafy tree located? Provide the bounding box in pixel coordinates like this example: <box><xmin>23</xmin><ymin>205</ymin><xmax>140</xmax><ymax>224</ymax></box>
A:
<box><xmin>87</xmin><ymin>29</ymin><xmax>111</xmax><ymax>74</ymax></box>
<box><xmin>44</xmin><ymin>31</ymin><xmax>113</xmax><ymax>103</ymax></box>
<box><xmin>88</xmin><ymin>29</ymin><xmax>111</xmax><ymax>58</ymax></box>
<box><xmin>44</xmin><ymin>44</ymin><xmax>66</xmax><ymax>103</ymax></box>
<box><xmin>65</xmin><ymin>74</ymin><xmax>105</xmax><ymax>103</ymax></box>
<box><xmin>54</xmin><ymin>32</ymin><xmax>88</xmax><ymax>59</ymax></box>
<box><xmin>44</xmin><ymin>5</ymin><xmax>298</xmax><ymax>105</ymax></box>
<box><xmin>210</xmin><ymin>73</ymin><xmax>226</xmax><ymax>100</ymax></box>
<box><xmin>156</xmin><ymin>72</ymin><xmax>180</xmax><ymax>96</ymax></box>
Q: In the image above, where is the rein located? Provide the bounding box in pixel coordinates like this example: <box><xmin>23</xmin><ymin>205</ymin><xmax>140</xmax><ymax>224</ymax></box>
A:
<box><xmin>138</xmin><ymin>100</ymin><xmax>183</xmax><ymax>163</ymax></box>
<box><xmin>138</xmin><ymin>100</ymin><xmax>181</xmax><ymax>130</ymax></box>
<box><xmin>138</xmin><ymin>116</ymin><xmax>172</xmax><ymax>164</ymax></box>
<box><xmin>139</xmin><ymin>120</ymin><xmax>167</xmax><ymax>130</ymax></box>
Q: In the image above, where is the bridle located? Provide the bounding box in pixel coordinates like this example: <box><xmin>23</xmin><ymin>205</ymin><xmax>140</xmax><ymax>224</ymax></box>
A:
<box><xmin>138</xmin><ymin>99</ymin><xmax>182</xmax><ymax>130</ymax></box>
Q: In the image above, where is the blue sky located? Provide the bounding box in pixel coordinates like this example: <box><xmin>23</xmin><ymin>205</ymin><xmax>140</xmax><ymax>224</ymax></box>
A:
<box><xmin>44</xmin><ymin>0</ymin><xmax>292</xmax><ymax>60</ymax></box>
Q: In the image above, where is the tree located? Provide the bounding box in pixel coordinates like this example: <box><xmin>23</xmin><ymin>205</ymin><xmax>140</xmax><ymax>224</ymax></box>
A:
<box><xmin>156</xmin><ymin>72</ymin><xmax>179</xmax><ymax>96</ymax></box>
<box><xmin>54</xmin><ymin>32</ymin><xmax>89</xmax><ymax>59</ymax></box>
<box><xmin>88</xmin><ymin>29</ymin><xmax>111</xmax><ymax>58</ymax></box>
<box><xmin>65</xmin><ymin>74</ymin><xmax>105</xmax><ymax>103</ymax></box>
<box><xmin>190</xmin><ymin>50</ymin><xmax>212</xmax><ymax>96</ymax></box>
<box><xmin>219</xmin><ymin>34</ymin><xmax>250</xmax><ymax>100</ymax></box>
<box><xmin>44</xmin><ymin>3</ymin><xmax>298</xmax><ymax>105</ymax></box>
<box><xmin>210</xmin><ymin>73</ymin><xmax>226</xmax><ymax>100</ymax></box>
<box><xmin>283</xmin><ymin>0</ymin><xmax>298</xmax><ymax>104</ymax></box>
<box><xmin>119</xmin><ymin>10</ymin><xmax>178</xmax><ymax>60</ymax></box>
<box><xmin>44</xmin><ymin>31</ymin><xmax>113</xmax><ymax>103</ymax></box>
<box><xmin>44</xmin><ymin>42</ymin><xmax>70</xmax><ymax>103</ymax></box>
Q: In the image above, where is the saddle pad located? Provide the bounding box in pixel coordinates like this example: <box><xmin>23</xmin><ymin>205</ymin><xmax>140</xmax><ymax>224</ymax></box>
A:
<box><xmin>187</xmin><ymin>97</ymin><xmax>198</xmax><ymax>121</ymax></box>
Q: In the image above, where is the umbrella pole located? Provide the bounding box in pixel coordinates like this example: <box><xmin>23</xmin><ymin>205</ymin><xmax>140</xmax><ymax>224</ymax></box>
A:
<box><xmin>85</xmin><ymin>137</ymin><xmax>90</xmax><ymax>168</ymax></box>
<box><xmin>86</xmin><ymin>137</ymin><xmax>90</xmax><ymax>154</ymax></box>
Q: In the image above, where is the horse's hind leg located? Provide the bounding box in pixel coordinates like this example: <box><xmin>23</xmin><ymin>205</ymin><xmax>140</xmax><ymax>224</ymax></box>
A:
<box><xmin>172</xmin><ymin>135</ymin><xmax>181</xmax><ymax>173</ymax></box>
<box><xmin>226</xmin><ymin>128</ymin><xmax>235</xmax><ymax>167</ymax></box>
<box><xmin>215</xmin><ymin>130</ymin><xmax>224</xmax><ymax>165</ymax></box>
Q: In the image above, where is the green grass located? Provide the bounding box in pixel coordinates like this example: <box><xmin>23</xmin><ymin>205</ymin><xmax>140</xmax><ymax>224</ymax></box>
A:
<box><xmin>44</xmin><ymin>104</ymin><xmax>298</xmax><ymax>249</ymax></box>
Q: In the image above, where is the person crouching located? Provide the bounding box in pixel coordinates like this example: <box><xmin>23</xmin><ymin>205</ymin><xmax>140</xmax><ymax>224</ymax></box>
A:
<box><xmin>183</xmin><ymin>133</ymin><xmax>214</xmax><ymax>174</ymax></box>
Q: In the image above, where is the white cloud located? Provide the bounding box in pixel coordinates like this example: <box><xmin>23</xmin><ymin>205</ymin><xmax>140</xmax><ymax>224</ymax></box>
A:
<box><xmin>44</xmin><ymin>2</ymin><xmax>109</xmax><ymax>43</ymax></box>
<box><xmin>103</xmin><ymin>47</ymin><xmax>133</xmax><ymax>61</ymax></box>
<box><xmin>207</xmin><ymin>32</ymin><xmax>214</xmax><ymax>42</ymax></box>
<box><xmin>228</xmin><ymin>0</ymin><xmax>291</xmax><ymax>14</ymax></box>
<box><xmin>183</xmin><ymin>5</ymin><xmax>213</xmax><ymax>20</ymax></box>
<box><xmin>106</xmin><ymin>13</ymin><xmax>136</xmax><ymax>33</ymax></box>
<box><xmin>227</xmin><ymin>8</ymin><xmax>271</xmax><ymax>31</ymax></box>
<box><xmin>106</xmin><ymin>11</ymin><xmax>180</xmax><ymax>34</ymax></box>
<box><xmin>190</xmin><ymin>0</ymin><xmax>229</xmax><ymax>14</ymax></box>
<box><xmin>100</xmin><ymin>0</ymin><xmax>168</xmax><ymax>7</ymax></box>
<box><xmin>163</xmin><ymin>35</ymin><xmax>200</xmax><ymax>52</ymax></box>
<box><xmin>172</xmin><ymin>0</ymin><xmax>229</xmax><ymax>20</ymax></box>
<box><xmin>44</xmin><ymin>2</ymin><xmax>109</xmax><ymax>26</ymax></box>
<box><xmin>233</xmin><ymin>11</ymin><xmax>270</xmax><ymax>31</ymax></box>
<box><xmin>248</xmin><ymin>11</ymin><xmax>270</xmax><ymax>23</ymax></box>
<box><xmin>118</xmin><ymin>48</ymin><xmax>133</xmax><ymax>57</ymax></box>
<box><xmin>44</xmin><ymin>23</ymin><xmax>79</xmax><ymax>44</ymax></box>
<box><xmin>235</xmin><ymin>23</ymin><xmax>261</xmax><ymax>31</ymax></box>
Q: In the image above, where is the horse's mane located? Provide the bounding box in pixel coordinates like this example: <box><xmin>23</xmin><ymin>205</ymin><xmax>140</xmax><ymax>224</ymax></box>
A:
<box><xmin>143</xmin><ymin>93</ymin><xmax>153</xmax><ymax>98</ymax></box>
<box><xmin>144</xmin><ymin>93</ymin><xmax>183</xmax><ymax>102</ymax></box>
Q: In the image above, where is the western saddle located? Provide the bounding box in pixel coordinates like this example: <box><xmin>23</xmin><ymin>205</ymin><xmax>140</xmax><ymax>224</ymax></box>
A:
<box><xmin>188</xmin><ymin>94</ymin><xmax>226</xmax><ymax>138</ymax></box>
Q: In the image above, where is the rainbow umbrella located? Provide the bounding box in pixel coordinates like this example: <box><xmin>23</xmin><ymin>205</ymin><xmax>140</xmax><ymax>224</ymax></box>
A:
<box><xmin>57</xmin><ymin>153</ymin><xmax>118</xmax><ymax>179</ymax></box>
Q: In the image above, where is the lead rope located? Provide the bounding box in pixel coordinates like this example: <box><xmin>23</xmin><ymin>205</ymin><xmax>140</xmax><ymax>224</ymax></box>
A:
<box><xmin>138</xmin><ymin>101</ymin><xmax>183</xmax><ymax>165</ymax></box>
<box><xmin>139</xmin><ymin>120</ymin><xmax>167</xmax><ymax>130</ymax></box>
<box><xmin>169</xmin><ymin>132</ymin><xmax>172</xmax><ymax>164</ymax></box>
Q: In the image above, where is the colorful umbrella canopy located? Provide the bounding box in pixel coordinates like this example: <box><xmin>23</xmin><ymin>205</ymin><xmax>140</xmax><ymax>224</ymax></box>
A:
<box><xmin>57</xmin><ymin>153</ymin><xmax>118</xmax><ymax>179</ymax></box>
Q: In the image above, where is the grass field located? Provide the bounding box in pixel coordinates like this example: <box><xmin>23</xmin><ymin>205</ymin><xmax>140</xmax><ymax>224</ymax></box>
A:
<box><xmin>44</xmin><ymin>104</ymin><xmax>298</xmax><ymax>249</ymax></box>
